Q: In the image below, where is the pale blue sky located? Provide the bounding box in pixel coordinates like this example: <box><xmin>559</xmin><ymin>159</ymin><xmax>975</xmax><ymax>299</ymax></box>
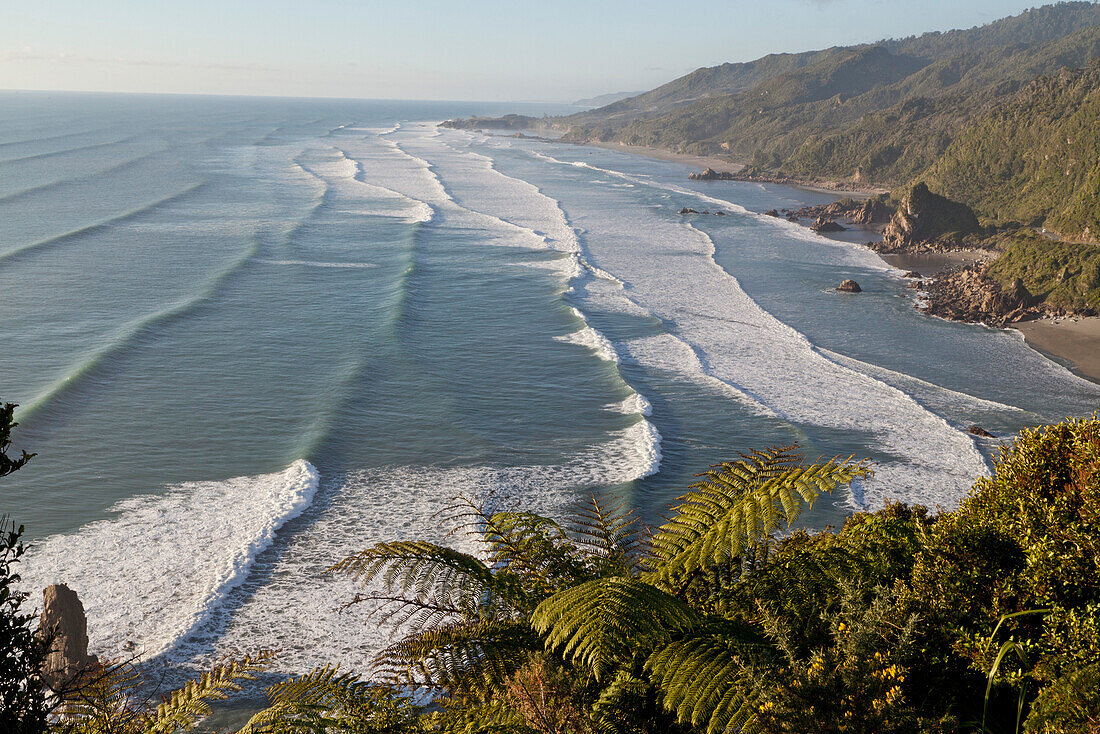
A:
<box><xmin>0</xmin><ymin>1</ymin><xmax>1074</xmax><ymax>101</ymax></box>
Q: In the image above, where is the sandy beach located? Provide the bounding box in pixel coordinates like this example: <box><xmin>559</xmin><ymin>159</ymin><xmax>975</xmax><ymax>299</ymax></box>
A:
<box><xmin>1015</xmin><ymin>317</ymin><xmax>1100</xmax><ymax>383</ymax></box>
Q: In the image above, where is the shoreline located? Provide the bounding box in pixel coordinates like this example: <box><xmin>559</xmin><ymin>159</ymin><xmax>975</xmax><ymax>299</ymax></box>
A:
<box><xmin>550</xmin><ymin>133</ymin><xmax>1100</xmax><ymax>386</ymax></box>
<box><xmin>1013</xmin><ymin>317</ymin><xmax>1100</xmax><ymax>383</ymax></box>
<box><xmin>583</xmin><ymin>141</ymin><xmax>887</xmax><ymax>197</ymax></box>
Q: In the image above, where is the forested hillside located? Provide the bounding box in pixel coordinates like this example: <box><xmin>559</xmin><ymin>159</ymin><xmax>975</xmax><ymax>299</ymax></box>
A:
<box><xmin>560</xmin><ymin>3</ymin><xmax>1100</xmax><ymax>245</ymax></box>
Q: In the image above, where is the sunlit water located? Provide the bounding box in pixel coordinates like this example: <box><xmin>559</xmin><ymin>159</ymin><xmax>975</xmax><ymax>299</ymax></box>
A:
<box><xmin>2</xmin><ymin>92</ymin><xmax>1096</xmax><ymax>680</ymax></box>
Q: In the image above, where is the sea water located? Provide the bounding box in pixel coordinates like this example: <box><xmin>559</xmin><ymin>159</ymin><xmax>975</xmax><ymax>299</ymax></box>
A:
<box><xmin>1</xmin><ymin>92</ymin><xmax>1097</xmax><ymax>679</ymax></box>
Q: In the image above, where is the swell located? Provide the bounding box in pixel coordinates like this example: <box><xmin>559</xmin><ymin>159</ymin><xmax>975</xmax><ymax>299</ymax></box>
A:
<box><xmin>0</xmin><ymin>183</ymin><xmax>206</xmax><ymax>267</ymax></box>
<box><xmin>0</xmin><ymin>135</ymin><xmax>139</xmax><ymax>166</ymax></box>
<box><xmin>0</xmin><ymin>148</ymin><xmax>169</xmax><ymax>205</ymax></box>
<box><xmin>14</xmin><ymin>239</ymin><xmax>259</xmax><ymax>423</ymax></box>
<box><xmin>387</xmin><ymin>126</ymin><xmax>662</xmax><ymax>479</ymax></box>
<box><xmin>477</xmin><ymin>133</ymin><xmax>991</xmax><ymax>504</ymax></box>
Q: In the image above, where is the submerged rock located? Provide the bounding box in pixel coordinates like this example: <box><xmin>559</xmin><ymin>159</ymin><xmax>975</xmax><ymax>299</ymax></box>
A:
<box><xmin>968</xmin><ymin>425</ymin><xmax>995</xmax><ymax>437</ymax></box>
<box><xmin>764</xmin><ymin>209</ymin><xmax>780</xmax><ymax>217</ymax></box>
<box><xmin>679</xmin><ymin>207</ymin><xmax>699</xmax><ymax>215</ymax></box>
<box><xmin>837</xmin><ymin>279</ymin><xmax>862</xmax><ymax>293</ymax></box>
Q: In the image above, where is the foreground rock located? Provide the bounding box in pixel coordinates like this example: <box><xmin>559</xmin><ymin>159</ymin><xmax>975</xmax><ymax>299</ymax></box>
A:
<box><xmin>837</xmin><ymin>280</ymin><xmax>862</xmax><ymax>293</ymax></box>
<box><xmin>40</xmin><ymin>584</ymin><xmax>99</xmax><ymax>691</ymax></box>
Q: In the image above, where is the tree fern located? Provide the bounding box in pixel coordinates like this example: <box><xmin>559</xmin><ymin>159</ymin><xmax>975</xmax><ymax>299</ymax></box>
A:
<box><xmin>649</xmin><ymin>448</ymin><xmax>871</xmax><ymax>583</ymax></box>
<box><xmin>531</xmin><ymin>577</ymin><xmax>698</xmax><ymax>681</ymax></box>
<box><xmin>57</xmin><ymin>651</ymin><xmax>273</xmax><ymax>734</ymax></box>
<box><xmin>372</xmin><ymin>619</ymin><xmax>538</xmax><ymax>693</ymax></box>
<box><xmin>237</xmin><ymin>665</ymin><xmax>424</xmax><ymax>734</ymax></box>
<box><xmin>646</xmin><ymin>632</ymin><xmax>765</xmax><ymax>734</ymax></box>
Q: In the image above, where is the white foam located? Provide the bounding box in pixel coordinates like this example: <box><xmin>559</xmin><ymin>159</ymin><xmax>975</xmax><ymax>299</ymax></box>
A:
<box><xmin>555</xmin><ymin>307</ymin><xmax>619</xmax><ymax>363</ymax></box>
<box><xmin>163</xmin><ymin>419</ymin><xmax>660</xmax><ymax>675</ymax></box>
<box><xmin>465</xmin><ymin>130</ymin><xmax>993</xmax><ymax>509</ymax></box>
<box><xmin>21</xmin><ymin>461</ymin><xmax>320</xmax><ymax>661</ymax></box>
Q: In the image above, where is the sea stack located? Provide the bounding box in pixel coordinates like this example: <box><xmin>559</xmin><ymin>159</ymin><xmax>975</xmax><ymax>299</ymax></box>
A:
<box><xmin>39</xmin><ymin>584</ymin><xmax>99</xmax><ymax>691</ymax></box>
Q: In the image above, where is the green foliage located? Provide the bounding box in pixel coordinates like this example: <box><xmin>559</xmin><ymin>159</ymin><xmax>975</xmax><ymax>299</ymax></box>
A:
<box><xmin>532</xmin><ymin>578</ymin><xmax>698</xmax><ymax>681</ymax></box>
<box><xmin>55</xmin><ymin>651</ymin><xmax>274</xmax><ymax>734</ymax></box>
<box><xmin>238</xmin><ymin>666</ymin><xmax>427</xmax><ymax>734</ymax></box>
<box><xmin>0</xmin><ymin>402</ymin><xmax>46</xmax><ymax>734</ymax></box>
<box><xmin>1</xmin><ymin>402</ymin><xmax>35</xmax><ymax>479</ymax></box>
<box><xmin>649</xmin><ymin>448</ymin><xmax>870</xmax><ymax>586</ymax></box>
<box><xmin>985</xmin><ymin>231</ymin><xmax>1100</xmax><ymax>312</ymax></box>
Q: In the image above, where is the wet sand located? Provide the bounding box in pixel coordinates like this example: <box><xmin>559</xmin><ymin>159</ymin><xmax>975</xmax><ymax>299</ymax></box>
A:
<box><xmin>1014</xmin><ymin>317</ymin><xmax>1100</xmax><ymax>383</ymax></box>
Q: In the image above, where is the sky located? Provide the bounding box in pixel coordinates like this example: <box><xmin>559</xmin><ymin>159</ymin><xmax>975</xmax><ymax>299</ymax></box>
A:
<box><xmin>0</xmin><ymin>0</ymin><xmax>1081</xmax><ymax>101</ymax></box>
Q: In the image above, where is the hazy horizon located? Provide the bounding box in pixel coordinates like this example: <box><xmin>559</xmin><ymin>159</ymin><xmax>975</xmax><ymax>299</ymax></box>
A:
<box><xmin>2</xmin><ymin>0</ymin><xmax>1082</xmax><ymax>102</ymax></box>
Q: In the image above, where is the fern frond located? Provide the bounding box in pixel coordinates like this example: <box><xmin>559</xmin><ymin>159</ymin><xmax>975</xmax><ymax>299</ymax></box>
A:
<box><xmin>650</xmin><ymin>449</ymin><xmax>870</xmax><ymax>581</ymax></box>
<box><xmin>144</xmin><ymin>651</ymin><xmax>274</xmax><ymax>734</ymax></box>
<box><xmin>647</xmin><ymin>633</ymin><xmax>764</xmax><ymax>734</ymax></box>
<box><xmin>565</xmin><ymin>495</ymin><xmax>645</xmax><ymax>575</ymax></box>
<box><xmin>373</xmin><ymin>618</ymin><xmax>538</xmax><ymax>694</ymax></box>
<box><xmin>238</xmin><ymin>665</ymin><xmax>423</xmax><ymax>734</ymax></box>
<box><xmin>531</xmin><ymin>577</ymin><xmax>699</xmax><ymax>681</ymax></box>
<box><xmin>435</xmin><ymin>698</ymin><xmax>534</xmax><ymax>734</ymax></box>
<box><xmin>328</xmin><ymin>541</ymin><xmax>509</xmax><ymax>625</ymax></box>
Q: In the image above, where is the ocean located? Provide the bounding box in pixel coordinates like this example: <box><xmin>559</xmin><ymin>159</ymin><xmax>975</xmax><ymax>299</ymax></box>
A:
<box><xmin>2</xmin><ymin>92</ymin><xmax>1097</xmax><ymax>679</ymax></box>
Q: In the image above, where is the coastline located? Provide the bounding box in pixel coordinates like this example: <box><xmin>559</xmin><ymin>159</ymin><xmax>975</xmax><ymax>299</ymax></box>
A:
<box><xmin>566</xmin><ymin>136</ymin><xmax>1100</xmax><ymax>387</ymax></box>
<box><xmin>1013</xmin><ymin>317</ymin><xmax>1100</xmax><ymax>383</ymax></box>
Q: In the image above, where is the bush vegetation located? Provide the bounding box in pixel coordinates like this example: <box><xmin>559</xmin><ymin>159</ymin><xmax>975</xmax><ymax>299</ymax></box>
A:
<box><xmin>3</xmin><ymin>403</ymin><xmax>1100</xmax><ymax>733</ymax></box>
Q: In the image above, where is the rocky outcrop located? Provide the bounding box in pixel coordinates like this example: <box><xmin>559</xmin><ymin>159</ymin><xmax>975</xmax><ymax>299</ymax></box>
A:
<box><xmin>440</xmin><ymin>114</ymin><xmax>537</xmax><ymax>130</ymax></box>
<box><xmin>786</xmin><ymin>213</ymin><xmax>800</xmax><ymax>222</ymax></box>
<box><xmin>851</xmin><ymin>197</ymin><xmax>895</xmax><ymax>224</ymax></box>
<box><xmin>837</xmin><ymin>280</ymin><xmax>862</xmax><ymax>293</ymax></box>
<box><xmin>764</xmin><ymin>209</ymin><xmax>780</xmax><ymax>217</ymax></box>
<box><xmin>921</xmin><ymin>266</ymin><xmax>1041</xmax><ymax>326</ymax></box>
<box><xmin>968</xmin><ymin>425</ymin><xmax>995</xmax><ymax>437</ymax></box>
<box><xmin>39</xmin><ymin>584</ymin><xmax>99</xmax><ymax>691</ymax></box>
<box><xmin>811</xmin><ymin>217</ymin><xmax>846</xmax><ymax>232</ymax></box>
<box><xmin>688</xmin><ymin>167</ymin><xmax>738</xmax><ymax>181</ymax></box>
<box><xmin>880</xmin><ymin>182</ymin><xmax>980</xmax><ymax>251</ymax></box>
<box><xmin>901</xmin><ymin>270</ymin><xmax>922</xmax><ymax>278</ymax></box>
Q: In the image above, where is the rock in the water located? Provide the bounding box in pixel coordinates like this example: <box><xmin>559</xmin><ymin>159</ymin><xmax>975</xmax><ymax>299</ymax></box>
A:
<box><xmin>715</xmin><ymin>210</ymin><xmax>728</xmax><ymax>216</ymax></box>
<box><xmin>764</xmin><ymin>209</ymin><xmax>780</xmax><ymax>218</ymax></box>
<box><xmin>678</xmin><ymin>207</ymin><xmax>699</xmax><ymax>215</ymax></box>
<box><xmin>40</xmin><ymin>584</ymin><xmax>99</xmax><ymax>691</ymax></box>
<box><xmin>968</xmin><ymin>425</ymin><xmax>995</xmax><ymax>437</ymax></box>
<box><xmin>810</xmin><ymin>217</ymin><xmax>846</xmax><ymax>232</ymax></box>
<box><xmin>786</xmin><ymin>213</ymin><xmax>799</xmax><ymax>222</ymax></box>
<box><xmin>688</xmin><ymin>167</ymin><xmax>737</xmax><ymax>181</ymax></box>
<box><xmin>837</xmin><ymin>280</ymin><xmax>862</xmax><ymax>293</ymax></box>
<box><xmin>901</xmin><ymin>270</ymin><xmax>922</xmax><ymax>279</ymax></box>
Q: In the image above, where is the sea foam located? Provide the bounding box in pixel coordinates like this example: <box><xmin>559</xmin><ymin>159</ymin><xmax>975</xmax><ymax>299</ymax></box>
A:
<box><xmin>21</xmin><ymin>461</ymin><xmax>320</xmax><ymax>661</ymax></box>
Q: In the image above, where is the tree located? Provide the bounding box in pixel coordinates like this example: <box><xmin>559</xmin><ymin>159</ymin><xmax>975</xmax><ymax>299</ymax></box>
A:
<box><xmin>252</xmin><ymin>447</ymin><xmax>870</xmax><ymax>733</ymax></box>
<box><xmin>1</xmin><ymin>401</ymin><xmax>48</xmax><ymax>734</ymax></box>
